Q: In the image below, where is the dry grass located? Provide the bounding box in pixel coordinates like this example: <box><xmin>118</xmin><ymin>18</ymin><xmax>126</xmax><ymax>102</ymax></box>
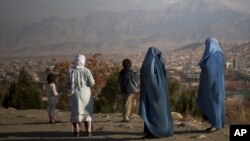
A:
<box><xmin>225</xmin><ymin>98</ymin><xmax>250</xmax><ymax>124</ymax></box>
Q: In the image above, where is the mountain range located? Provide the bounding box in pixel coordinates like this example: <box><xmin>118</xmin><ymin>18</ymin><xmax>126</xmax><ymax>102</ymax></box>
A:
<box><xmin>0</xmin><ymin>0</ymin><xmax>249</xmax><ymax>57</ymax></box>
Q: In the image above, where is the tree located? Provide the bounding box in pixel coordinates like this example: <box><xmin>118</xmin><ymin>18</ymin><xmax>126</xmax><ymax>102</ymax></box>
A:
<box><xmin>52</xmin><ymin>54</ymin><xmax>120</xmax><ymax>110</ymax></box>
<box><xmin>168</xmin><ymin>78</ymin><xmax>181</xmax><ymax>111</ymax></box>
<box><xmin>2</xmin><ymin>67</ymin><xmax>43</xmax><ymax>109</ymax></box>
<box><xmin>175</xmin><ymin>89</ymin><xmax>200</xmax><ymax>117</ymax></box>
<box><xmin>168</xmin><ymin>78</ymin><xmax>200</xmax><ymax>117</ymax></box>
<box><xmin>94</xmin><ymin>71</ymin><xmax>122</xmax><ymax>113</ymax></box>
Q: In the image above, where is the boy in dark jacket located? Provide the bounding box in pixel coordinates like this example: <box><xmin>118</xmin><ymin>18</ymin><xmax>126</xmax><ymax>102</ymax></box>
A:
<box><xmin>118</xmin><ymin>59</ymin><xmax>138</xmax><ymax>122</ymax></box>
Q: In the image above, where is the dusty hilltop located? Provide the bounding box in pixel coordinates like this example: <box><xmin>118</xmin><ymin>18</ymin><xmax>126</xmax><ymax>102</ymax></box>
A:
<box><xmin>0</xmin><ymin>108</ymin><xmax>230</xmax><ymax>141</ymax></box>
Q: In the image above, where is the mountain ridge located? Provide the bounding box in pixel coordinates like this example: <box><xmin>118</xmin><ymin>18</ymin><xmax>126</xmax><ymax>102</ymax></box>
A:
<box><xmin>0</xmin><ymin>0</ymin><xmax>249</xmax><ymax>57</ymax></box>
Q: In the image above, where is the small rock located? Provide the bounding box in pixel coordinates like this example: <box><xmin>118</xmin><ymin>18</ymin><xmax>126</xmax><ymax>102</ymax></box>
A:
<box><xmin>97</xmin><ymin>127</ymin><xmax>104</xmax><ymax>130</ymax></box>
<box><xmin>131</xmin><ymin>114</ymin><xmax>139</xmax><ymax>117</ymax></box>
<box><xmin>104</xmin><ymin>115</ymin><xmax>110</xmax><ymax>118</ymax></box>
<box><xmin>191</xmin><ymin>134</ymin><xmax>206</xmax><ymax>139</ymax></box>
<box><xmin>8</xmin><ymin>107</ymin><xmax>16</xmax><ymax>110</ymax></box>
<box><xmin>176</xmin><ymin>122</ymin><xmax>186</xmax><ymax>127</ymax></box>
<box><xmin>117</xmin><ymin>124</ymin><xmax>123</xmax><ymax>127</ymax></box>
<box><xmin>174</xmin><ymin>121</ymin><xmax>183</xmax><ymax>126</ymax></box>
<box><xmin>127</xmin><ymin>126</ymin><xmax>132</xmax><ymax>129</ymax></box>
<box><xmin>171</xmin><ymin>112</ymin><xmax>183</xmax><ymax>120</ymax></box>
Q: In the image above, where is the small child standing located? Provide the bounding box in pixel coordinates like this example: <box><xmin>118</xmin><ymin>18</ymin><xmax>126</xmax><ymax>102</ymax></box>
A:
<box><xmin>118</xmin><ymin>59</ymin><xmax>139</xmax><ymax>122</ymax></box>
<box><xmin>46</xmin><ymin>73</ymin><xmax>59</xmax><ymax>124</ymax></box>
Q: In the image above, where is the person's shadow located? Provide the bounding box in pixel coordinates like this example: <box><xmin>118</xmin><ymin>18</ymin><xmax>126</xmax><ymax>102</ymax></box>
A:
<box><xmin>175</xmin><ymin>130</ymin><xmax>208</xmax><ymax>134</ymax></box>
<box><xmin>0</xmin><ymin>131</ymin><xmax>144</xmax><ymax>141</ymax></box>
<box><xmin>0</xmin><ymin>121</ymin><xmax>69</xmax><ymax>126</ymax></box>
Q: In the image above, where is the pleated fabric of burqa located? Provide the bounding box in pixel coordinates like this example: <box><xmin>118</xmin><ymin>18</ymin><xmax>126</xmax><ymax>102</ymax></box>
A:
<box><xmin>197</xmin><ymin>38</ymin><xmax>225</xmax><ymax>128</ymax></box>
<box><xmin>139</xmin><ymin>47</ymin><xmax>173</xmax><ymax>137</ymax></box>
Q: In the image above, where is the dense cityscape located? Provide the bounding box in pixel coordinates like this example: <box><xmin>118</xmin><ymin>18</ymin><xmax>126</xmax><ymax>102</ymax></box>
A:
<box><xmin>0</xmin><ymin>41</ymin><xmax>249</xmax><ymax>100</ymax></box>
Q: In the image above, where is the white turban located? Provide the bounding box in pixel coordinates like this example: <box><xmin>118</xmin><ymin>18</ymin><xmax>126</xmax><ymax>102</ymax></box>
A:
<box><xmin>70</xmin><ymin>54</ymin><xmax>85</xmax><ymax>94</ymax></box>
<box><xmin>74</xmin><ymin>54</ymin><xmax>85</xmax><ymax>67</ymax></box>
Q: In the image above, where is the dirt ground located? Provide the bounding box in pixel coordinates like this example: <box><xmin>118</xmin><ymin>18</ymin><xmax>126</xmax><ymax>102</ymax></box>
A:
<box><xmin>0</xmin><ymin>108</ymin><xmax>229</xmax><ymax>141</ymax></box>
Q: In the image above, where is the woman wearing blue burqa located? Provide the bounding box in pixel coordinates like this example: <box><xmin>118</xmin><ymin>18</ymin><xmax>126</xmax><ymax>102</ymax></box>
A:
<box><xmin>139</xmin><ymin>47</ymin><xmax>173</xmax><ymax>138</ymax></box>
<box><xmin>197</xmin><ymin>38</ymin><xmax>225</xmax><ymax>133</ymax></box>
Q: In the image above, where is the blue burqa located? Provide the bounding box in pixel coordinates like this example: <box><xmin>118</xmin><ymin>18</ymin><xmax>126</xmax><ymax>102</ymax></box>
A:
<box><xmin>139</xmin><ymin>47</ymin><xmax>173</xmax><ymax>137</ymax></box>
<box><xmin>197</xmin><ymin>38</ymin><xmax>225</xmax><ymax>128</ymax></box>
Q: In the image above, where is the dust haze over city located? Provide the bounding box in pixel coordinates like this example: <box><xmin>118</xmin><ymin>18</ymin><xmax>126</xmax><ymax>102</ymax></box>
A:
<box><xmin>0</xmin><ymin>0</ymin><xmax>250</xmax><ymax>140</ymax></box>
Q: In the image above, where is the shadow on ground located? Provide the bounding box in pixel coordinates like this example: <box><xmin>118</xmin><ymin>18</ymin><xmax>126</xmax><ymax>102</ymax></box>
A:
<box><xmin>0</xmin><ymin>129</ymin><xmax>211</xmax><ymax>141</ymax></box>
<box><xmin>175</xmin><ymin>129</ymin><xmax>208</xmax><ymax>134</ymax></box>
<box><xmin>0</xmin><ymin>131</ymin><xmax>144</xmax><ymax>141</ymax></box>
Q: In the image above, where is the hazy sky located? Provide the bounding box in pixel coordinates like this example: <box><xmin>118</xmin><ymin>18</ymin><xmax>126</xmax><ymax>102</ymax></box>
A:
<box><xmin>0</xmin><ymin>0</ymin><xmax>249</xmax><ymax>22</ymax></box>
